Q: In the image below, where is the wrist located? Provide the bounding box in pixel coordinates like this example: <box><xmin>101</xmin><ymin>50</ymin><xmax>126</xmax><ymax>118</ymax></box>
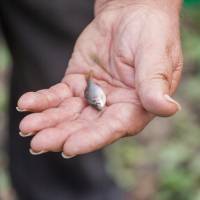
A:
<box><xmin>95</xmin><ymin>0</ymin><xmax>182</xmax><ymax>16</ymax></box>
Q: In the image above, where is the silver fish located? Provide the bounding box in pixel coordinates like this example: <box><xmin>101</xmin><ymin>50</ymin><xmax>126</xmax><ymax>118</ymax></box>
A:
<box><xmin>84</xmin><ymin>71</ymin><xmax>106</xmax><ymax>110</ymax></box>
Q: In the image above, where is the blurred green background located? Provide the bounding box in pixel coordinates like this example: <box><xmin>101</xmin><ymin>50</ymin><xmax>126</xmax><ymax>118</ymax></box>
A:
<box><xmin>0</xmin><ymin>2</ymin><xmax>200</xmax><ymax>200</ymax></box>
<box><xmin>185</xmin><ymin>0</ymin><xmax>200</xmax><ymax>6</ymax></box>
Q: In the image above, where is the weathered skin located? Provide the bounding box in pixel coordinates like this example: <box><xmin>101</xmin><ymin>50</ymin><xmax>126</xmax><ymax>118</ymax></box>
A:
<box><xmin>17</xmin><ymin>0</ymin><xmax>183</xmax><ymax>158</ymax></box>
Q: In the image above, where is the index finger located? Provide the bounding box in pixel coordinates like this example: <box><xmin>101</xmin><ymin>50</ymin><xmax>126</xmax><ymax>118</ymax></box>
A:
<box><xmin>17</xmin><ymin>83</ymin><xmax>72</xmax><ymax>112</ymax></box>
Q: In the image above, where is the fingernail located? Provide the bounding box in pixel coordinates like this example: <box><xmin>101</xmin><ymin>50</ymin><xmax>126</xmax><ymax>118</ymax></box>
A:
<box><xmin>19</xmin><ymin>131</ymin><xmax>34</xmax><ymax>137</ymax></box>
<box><xmin>61</xmin><ymin>152</ymin><xmax>75</xmax><ymax>159</ymax></box>
<box><xmin>29</xmin><ymin>149</ymin><xmax>47</xmax><ymax>155</ymax></box>
<box><xmin>16</xmin><ymin>107</ymin><xmax>26</xmax><ymax>112</ymax></box>
<box><xmin>164</xmin><ymin>94</ymin><xmax>181</xmax><ymax>111</ymax></box>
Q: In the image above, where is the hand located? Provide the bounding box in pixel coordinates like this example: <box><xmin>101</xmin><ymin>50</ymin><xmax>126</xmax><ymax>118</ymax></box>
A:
<box><xmin>17</xmin><ymin>1</ymin><xmax>183</xmax><ymax>158</ymax></box>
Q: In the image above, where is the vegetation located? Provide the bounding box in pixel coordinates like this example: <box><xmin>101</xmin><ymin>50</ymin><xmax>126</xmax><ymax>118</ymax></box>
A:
<box><xmin>105</xmin><ymin>5</ymin><xmax>200</xmax><ymax>200</ymax></box>
<box><xmin>0</xmin><ymin>4</ymin><xmax>200</xmax><ymax>200</ymax></box>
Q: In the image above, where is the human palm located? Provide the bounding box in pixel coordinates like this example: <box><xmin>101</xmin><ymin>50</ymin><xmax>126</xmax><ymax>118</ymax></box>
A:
<box><xmin>18</xmin><ymin>4</ymin><xmax>182</xmax><ymax>157</ymax></box>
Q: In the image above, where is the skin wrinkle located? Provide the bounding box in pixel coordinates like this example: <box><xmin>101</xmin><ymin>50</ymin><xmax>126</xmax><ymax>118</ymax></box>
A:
<box><xmin>63</xmin><ymin>74</ymin><xmax>87</xmax><ymax>97</ymax></box>
<box><xmin>64</xmin><ymin>73</ymin><xmax>129</xmax><ymax>97</ymax></box>
<box><xmin>96</xmin><ymin>1</ymin><xmax>148</xmax><ymax>16</ymax></box>
<box><xmin>112</xmin><ymin>12</ymin><xmax>137</xmax><ymax>86</ymax></box>
<box><xmin>59</xmin><ymin>103</ymin><xmax>85</xmax><ymax>121</ymax></box>
<box><xmin>106</xmin><ymin>88</ymin><xmax>141</xmax><ymax>105</ymax></box>
<box><xmin>59</xmin><ymin>96</ymin><xmax>85</xmax><ymax>107</ymax></box>
<box><xmin>68</xmin><ymin>49</ymin><xmax>95</xmax><ymax>76</ymax></box>
<box><xmin>89</xmin><ymin>15</ymin><xmax>115</xmax><ymax>81</ymax></box>
<box><xmin>95</xmin><ymin>1</ymin><xmax>123</xmax><ymax>16</ymax></box>
<box><xmin>62</xmin><ymin>125</ymin><xmax>92</xmax><ymax>154</ymax></box>
<box><xmin>137</xmin><ymin>74</ymin><xmax>170</xmax><ymax>94</ymax></box>
<box><xmin>50</xmin><ymin>82</ymin><xmax>70</xmax><ymax>93</ymax></box>
<box><xmin>57</xmin><ymin>120</ymin><xmax>89</xmax><ymax>150</ymax></box>
<box><xmin>117</xmin><ymin>6</ymin><xmax>146</xmax><ymax>55</ymax></box>
<box><xmin>67</xmin><ymin>53</ymin><xmax>114</xmax><ymax>83</ymax></box>
<box><xmin>95</xmin><ymin>0</ymin><xmax>182</xmax><ymax>17</ymax></box>
<box><xmin>63</xmin><ymin>80</ymin><xmax>77</xmax><ymax>97</ymax></box>
<box><xmin>108</xmin><ymin>23</ymin><xmax>115</xmax><ymax>78</ymax></box>
<box><xmin>49</xmin><ymin>88</ymin><xmax>63</xmax><ymax>105</ymax></box>
<box><xmin>131</xmin><ymin>13</ymin><xmax>149</xmax><ymax>70</ymax></box>
<box><xmin>114</xmin><ymin>16</ymin><xmax>136</xmax><ymax>85</ymax></box>
<box><xmin>20</xmin><ymin>99</ymin><xmax>85</xmax><ymax>133</ymax></box>
<box><xmin>37</xmin><ymin>122</ymin><xmax>81</xmax><ymax>152</ymax></box>
<box><xmin>96</xmin><ymin>5</ymin><xmax>136</xmax><ymax>84</ymax></box>
<box><xmin>97</xmin><ymin>107</ymin><xmax>108</xmax><ymax>118</ymax></box>
<box><xmin>105</xmin><ymin>8</ymin><xmax>124</xmax><ymax>82</ymax></box>
<box><xmin>41</xmin><ymin>112</ymin><xmax>57</xmax><ymax>128</ymax></box>
<box><xmin>107</xmin><ymin>99</ymin><xmax>141</xmax><ymax>107</ymax></box>
<box><xmin>36</xmin><ymin>83</ymin><xmax>72</xmax><ymax>109</ymax></box>
<box><xmin>112</xmin><ymin>54</ymin><xmax>135</xmax><ymax>88</ymax></box>
<box><xmin>115</xmin><ymin>106</ymin><xmax>148</xmax><ymax>136</ymax></box>
<box><xmin>79</xmin><ymin>106</ymin><xmax>104</xmax><ymax>121</ymax></box>
<box><xmin>90</xmin><ymin>54</ymin><xmax>108</xmax><ymax>74</ymax></box>
<box><xmin>18</xmin><ymin>0</ymin><xmax>183</xmax><ymax>156</ymax></box>
<box><xmin>126</xmin><ymin>116</ymin><xmax>152</xmax><ymax>136</ymax></box>
<box><xmin>135</xmin><ymin>11</ymin><xmax>172</xmax><ymax>53</ymax></box>
<box><xmin>90</xmin><ymin>54</ymin><xmax>115</xmax><ymax>84</ymax></box>
<box><xmin>95</xmin><ymin>119</ymin><xmax>123</xmax><ymax>145</ymax></box>
<box><xmin>170</xmin><ymin>63</ymin><xmax>183</xmax><ymax>94</ymax></box>
<box><xmin>37</xmin><ymin>90</ymin><xmax>58</xmax><ymax>108</ymax></box>
<box><xmin>136</xmin><ymin>58</ymin><xmax>172</xmax><ymax>90</ymax></box>
<box><xmin>64</xmin><ymin>103</ymin><xmax>135</xmax><ymax>155</ymax></box>
<box><xmin>76</xmin><ymin>23</ymin><xmax>111</xmax><ymax>79</ymax></box>
<box><xmin>169</xmin><ymin>51</ymin><xmax>182</xmax><ymax>93</ymax></box>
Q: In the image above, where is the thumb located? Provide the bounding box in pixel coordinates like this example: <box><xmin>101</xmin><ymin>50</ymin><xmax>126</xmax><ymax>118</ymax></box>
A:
<box><xmin>135</xmin><ymin>48</ymin><xmax>181</xmax><ymax>117</ymax></box>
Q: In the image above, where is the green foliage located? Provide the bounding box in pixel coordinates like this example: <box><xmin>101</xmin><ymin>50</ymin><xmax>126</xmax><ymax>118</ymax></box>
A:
<box><xmin>0</xmin><ymin>39</ymin><xmax>10</xmax><ymax>112</ymax></box>
<box><xmin>0</xmin><ymin>40</ymin><xmax>11</xmax><ymax>71</ymax></box>
<box><xmin>184</xmin><ymin>0</ymin><xmax>200</xmax><ymax>6</ymax></box>
<box><xmin>0</xmin><ymin>4</ymin><xmax>200</xmax><ymax>200</ymax></box>
<box><xmin>105</xmin><ymin>6</ymin><xmax>200</xmax><ymax>200</ymax></box>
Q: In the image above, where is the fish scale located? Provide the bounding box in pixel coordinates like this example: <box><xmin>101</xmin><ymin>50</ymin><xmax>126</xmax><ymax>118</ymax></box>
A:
<box><xmin>84</xmin><ymin>76</ymin><xmax>106</xmax><ymax>110</ymax></box>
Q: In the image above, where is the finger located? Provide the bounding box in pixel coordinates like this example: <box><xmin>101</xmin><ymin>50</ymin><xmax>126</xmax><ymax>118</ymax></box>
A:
<box><xmin>62</xmin><ymin>119</ymin><xmax>122</xmax><ymax>157</ymax></box>
<box><xmin>17</xmin><ymin>83</ymin><xmax>72</xmax><ymax>112</ymax></box>
<box><xmin>135</xmin><ymin>44</ymin><xmax>181</xmax><ymax>117</ymax></box>
<box><xmin>30</xmin><ymin>120</ymin><xmax>86</xmax><ymax>153</ymax></box>
<box><xmin>62</xmin><ymin>74</ymin><xmax>87</xmax><ymax>97</ymax></box>
<box><xmin>106</xmin><ymin>87</ymin><xmax>140</xmax><ymax>105</ymax></box>
<box><xmin>19</xmin><ymin>97</ymin><xmax>85</xmax><ymax>134</ymax></box>
<box><xmin>62</xmin><ymin>104</ymin><xmax>151</xmax><ymax>157</ymax></box>
<box><xmin>170</xmin><ymin>44</ymin><xmax>183</xmax><ymax>93</ymax></box>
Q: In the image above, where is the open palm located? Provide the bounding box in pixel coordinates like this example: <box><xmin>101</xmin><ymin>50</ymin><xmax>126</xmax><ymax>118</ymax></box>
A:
<box><xmin>18</xmin><ymin>4</ymin><xmax>182</xmax><ymax>157</ymax></box>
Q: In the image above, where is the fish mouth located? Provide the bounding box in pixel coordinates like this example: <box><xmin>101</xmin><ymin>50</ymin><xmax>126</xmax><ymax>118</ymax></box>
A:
<box><xmin>96</xmin><ymin>104</ymin><xmax>104</xmax><ymax>111</ymax></box>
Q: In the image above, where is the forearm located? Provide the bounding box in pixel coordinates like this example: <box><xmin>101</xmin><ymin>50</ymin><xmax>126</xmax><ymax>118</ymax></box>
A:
<box><xmin>95</xmin><ymin>0</ymin><xmax>182</xmax><ymax>16</ymax></box>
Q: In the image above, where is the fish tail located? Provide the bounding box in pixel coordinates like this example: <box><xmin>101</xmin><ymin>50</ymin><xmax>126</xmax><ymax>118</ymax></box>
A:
<box><xmin>86</xmin><ymin>70</ymin><xmax>94</xmax><ymax>81</ymax></box>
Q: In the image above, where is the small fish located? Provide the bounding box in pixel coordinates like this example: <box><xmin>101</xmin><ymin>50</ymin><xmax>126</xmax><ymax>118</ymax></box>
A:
<box><xmin>84</xmin><ymin>71</ymin><xmax>106</xmax><ymax>111</ymax></box>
